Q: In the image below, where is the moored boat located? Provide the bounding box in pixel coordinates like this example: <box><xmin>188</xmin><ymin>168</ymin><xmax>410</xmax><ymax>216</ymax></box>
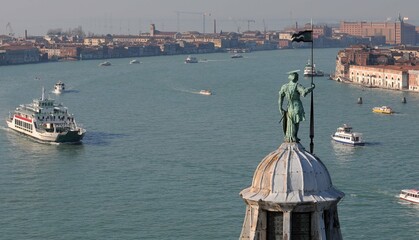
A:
<box><xmin>304</xmin><ymin>59</ymin><xmax>324</xmax><ymax>77</ymax></box>
<box><xmin>331</xmin><ymin>124</ymin><xmax>364</xmax><ymax>145</ymax></box>
<box><xmin>199</xmin><ymin>90</ymin><xmax>212</xmax><ymax>95</ymax></box>
<box><xmin>399</xmin><ymin>189</ymin><xmax>419</xmax><ymax>204</ymax></box>
<box><xmin>6</xmin><ymin>88</ymin><xmax>86</xmax><ymax>143</ymax></box>
<box><xmin>185</xmin><ymin>56</ymin><xmax>198</xmax><ymax>63</ymax></box>
<box><xmin>53</xmin><ymin>81</ymin><xmax>65</xmax><ymax>94</ymax></box>
<box><xmin>372</xmin><ymin>106</ymin><xmax>393</xmax><ymax>114</ymax></box>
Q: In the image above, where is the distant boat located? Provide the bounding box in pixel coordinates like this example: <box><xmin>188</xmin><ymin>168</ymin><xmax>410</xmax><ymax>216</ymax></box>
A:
<box><xmin>130</xmin><ymin>59</ymin><xmax>140</xmax><ymax>64</ymax></box>
<box><xmin>185</xmin><ymin>56</ymin><xmax>198</xmax><ymax>63</ymax></box>
<box><xmin>399</xmin><ymin>189</ymin><xmax>419</xmax><ymax>204</ymax></box>
<box><xmin>331</xmin><ymin>124</ymin><xmax>364</xmax><ymax>146</ymax></box>
<box><xmin>304</xmin><ymin>59</ymin><xmax>324</xmax><ymax>77</ymax></box>
<box><xmin>199</xmin><ymin>90</ymin><xmax>212</xmax><ymax>96</ymax></box>
<box><xmin>231</xmin><ymin>54</ymin><xmax>243</xmax><ymax>59</ymax></box>
<box><xmin>99</xmin><ymin>61</ymin><xmax>111</xmax><ymax>66</ymax></box>
<box><xmin>53</xmin><ymin>81</ymin><xmax>65</xmax><ymax>94</ymax></box>
<box><xmin>372</xmin><ymin>106</ymin><xmax>393</xmax><ymax>114</ymax></box>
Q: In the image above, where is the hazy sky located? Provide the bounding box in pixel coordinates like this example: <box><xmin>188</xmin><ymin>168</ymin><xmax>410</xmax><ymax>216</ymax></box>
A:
<box><xmin>1</xmin><ymin>0</ymin><xmax>418</xmax><ymax>36</ymax></box>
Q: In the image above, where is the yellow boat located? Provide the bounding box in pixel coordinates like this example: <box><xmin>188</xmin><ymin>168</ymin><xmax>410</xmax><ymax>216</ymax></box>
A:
<box><xmin>372</xmin><ymin>106</ymin><xmax>393</xmax><ymax>114</ymax></box>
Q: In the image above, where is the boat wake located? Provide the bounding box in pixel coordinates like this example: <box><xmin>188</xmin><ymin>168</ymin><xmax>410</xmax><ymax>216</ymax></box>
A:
<box><xmin>172</xmin><ymin>87</ymin><xmax>212</xmax><ymax>95</ymax></box>
<box><xmin>203</xmin><ymin>59</ymin><xmax>228</xmax><ymax>62</ymax></box>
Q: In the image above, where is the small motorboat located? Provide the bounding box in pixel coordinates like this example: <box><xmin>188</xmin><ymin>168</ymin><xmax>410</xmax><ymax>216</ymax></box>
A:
<box><xmin>331</xmin><ymin>124</ymin><xmax>364</xmax><ymax>146</ymax></box>
<box><xmin>99</xmin><ymin>61</ymin><xmax>111</xmax><ymax>66</ymax></box>
<box><xmin>130</xmin><ymin>59</ymin><xmax>140</xmax><ymax>64</ymax></box>
<box><xmin>372</xmin><ymin>106</ymin><xmax>393</xmax><ymax>114</ymax></box>
<box><xmin>231</xmin><ymin>54</ymin><xmax>243</xmax><ymax>59</ymax></box>
<box><xmin>199</xmin><ymin>90</ymin><xmax>212</xmax><ymax>96</ymax></box>
<box><xmin>185</xmin><ymin>56</ymin><xmax>198</xmax><ymax>63</ymax></box>
<box><xmin>53</xmin><ymin>81</ymin><xmax>65</xmax><ymax>94</ymax></box>
<box><xmin>399</xmin><ymin>189</ymin><xmax>419</xmax><ymax>204</ymax></box>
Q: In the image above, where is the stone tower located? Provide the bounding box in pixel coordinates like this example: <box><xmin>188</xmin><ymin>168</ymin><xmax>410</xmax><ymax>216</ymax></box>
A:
<box><xmin>239</xmin><ymin>142</ymin><xmax>344</xmax><ymax>240</ymax></box>
<box><xmin>150</xmin><ymin>24</ymin><xmax>156</xmax><ymax>37</ymax></box>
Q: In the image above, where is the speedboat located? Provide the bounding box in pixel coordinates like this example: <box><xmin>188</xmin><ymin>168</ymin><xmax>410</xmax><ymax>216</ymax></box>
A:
<box><xmin>399</xmin><ymin>189</ymin><xmax>419</xmax><ymax>204</ymax></box>
<box><xmin>6</xmin><ymin>88</ymin><xmax>86</xmax><ymax>143</ymax></box>
<box><xmin>199</xmin><ymin>90</ymin><xmax>212</xmax><ymax>95</ymax></box>
<box><xmin>372</xmin><ymin>106</ymin><xmax>393</xmax><ymax>114</ymax></box>
<box><xmin>331</xmin><ymin>124</ymin><xmax>364</xmax><ymax>145</ymax></box>
<box><xmin>53</xmin><ymin>81</ymin><xmax>65</xmax><ymax>94</ymax></box>
<box><xmin>231</xmin><ymin>54</ymin><xmax>243</xmax><ymax>59</ymax></box>
<box><xmin>99</xmin><ymin>61</ymin><xmax>111</xmax><ymax>66</ymax></box>
<box><xmin>185</xmin><ymin>56</ymin><xmax>198</xmax><ymax>63</ymax></box>
<box><xmin>304</xmin><ymin>59</ymin><xmax>324</xmax><ymax>77</ymax></box>
<box><xmin>130</xmin><ymin>59</ymin><xmax>140</xmax><ymax>64</ymax></box>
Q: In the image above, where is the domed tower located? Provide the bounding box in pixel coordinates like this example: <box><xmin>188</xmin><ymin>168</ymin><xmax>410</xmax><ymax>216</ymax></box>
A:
<box><xmin>240</xmin><ymin>71</ymin><xmax>344</xmax><ymax>240</ymax></box>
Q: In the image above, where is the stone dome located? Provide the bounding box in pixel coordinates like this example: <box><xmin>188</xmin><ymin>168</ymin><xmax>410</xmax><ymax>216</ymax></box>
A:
<box><xmin>240</xmin><ymin>142</ymin><xmax>344</xmax><ymax>204</ymax></box>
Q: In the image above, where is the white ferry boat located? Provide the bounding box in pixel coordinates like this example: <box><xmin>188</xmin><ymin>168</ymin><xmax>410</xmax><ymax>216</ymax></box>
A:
<box><xmin>199</xmin><ymin>90</ymin><xmax>212</xmax><ymax>95</ymax></box>
<box><xmin>185</xmin><ymin>56</ymin><xmax>198</xmax><ymax>63</ymax></box>
<box><xmin>304</xmin><ymin>59</ymin><xmax>324</xmax><ymax>77</ymax></box>
<box><xmin>53</xmin><ymin>81</ymin><xmax>65</xmax><ymax>94</ymax></box>
<box><xmin>6</xmin><ymin>88</ymin><xmax>86</xmax><ymax>143</ymax></box>
<box><xmin>399</xmin><ymin>189</ymin><xmax>419</xmax><ymax>204</ymax></box>
<box><xmin>331</xmin><ymin>124</ymin><xmax>364</xmax><ymax>146</ymax></box>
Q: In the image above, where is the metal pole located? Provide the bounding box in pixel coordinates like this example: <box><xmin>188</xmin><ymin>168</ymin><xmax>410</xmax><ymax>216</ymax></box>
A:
<box><xmin>310</xmin><ymin>24</ymin><xmax>314</xmax><ymax>154</ymax></box>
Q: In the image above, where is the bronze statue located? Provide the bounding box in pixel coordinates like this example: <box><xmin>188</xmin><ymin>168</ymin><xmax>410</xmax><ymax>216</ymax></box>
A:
<box><xmin>279</xmin><ymin>71</ymin><xmax>315</xmax><ymax>142</ymax></box>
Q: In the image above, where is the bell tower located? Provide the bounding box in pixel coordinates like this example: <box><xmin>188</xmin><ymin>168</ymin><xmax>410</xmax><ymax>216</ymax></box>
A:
<box><xmin>239</xmin><ymin>143</ymin><xmax>344</xmax><ymax>239</ymax></box>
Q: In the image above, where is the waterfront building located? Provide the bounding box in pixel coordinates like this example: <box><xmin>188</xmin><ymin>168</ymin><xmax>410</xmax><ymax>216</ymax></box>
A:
<box><xmin>39</xmin><ymin>47</ymin><xmax>61</xmax><ymax>60</ymax></box>
<box><xmin>408</xmin><ymin>70</ymin><xmax>419</xmax><ymax>91</ymax></box>
<box><xmin>335</xmin><ymin>45</ymin><xmax>371</xmax><ymax>79</ymax></box>
<box><xmin>159</xmin><ymin>42</ymin><xmax>180</xmax><ymax>55</ymax></box>
<box><xmin>349</xmin><ymin>65</ymin><xmax>410</xmax><ymax>90</ymax></box>
<box><xmin>83</xmin><ymin>36</ymin><xmax>109</xmax><ymax>46</ymax></box>
<box><xmin>112</xmin><ymin>35</ymin><xmax>150</xmax><ymax>45</ymax></box>
<box><xmin>339</xmin><ymin>15</ymin><xmax>417</xmax><ymax>45</ymax></box>
<box><xmin>334</xmin><ymin>45</ymin><xmax>419</xmax><ymax>91</ymax></box>
<box><xmin>0</xmin><ymin>44</ymin><xmax>40</xmax><ymax>65</ymax></box>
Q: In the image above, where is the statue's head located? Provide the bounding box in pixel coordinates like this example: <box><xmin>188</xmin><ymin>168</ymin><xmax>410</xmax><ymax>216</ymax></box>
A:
<box><xmin>288</xmin><ymin>72</ymin><xmax>299</xmax><ymax>82</ymax></box>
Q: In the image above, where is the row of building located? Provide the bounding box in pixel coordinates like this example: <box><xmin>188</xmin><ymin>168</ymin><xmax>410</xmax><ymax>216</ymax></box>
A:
<box><xmin>1</xmin><ymin>15</ymin><xmax>419</xmax><ymax>65</ymax></box>
<box><xmin>334</xmin><ymin>45</ymin><xmax>419</xmax><ymax>92</ymax></box>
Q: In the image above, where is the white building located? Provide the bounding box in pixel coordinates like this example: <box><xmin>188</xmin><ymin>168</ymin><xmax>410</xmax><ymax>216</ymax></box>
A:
<box><xmin>349</xmin><ymin>65</ymin><xmax>408</xmax><ymax>90</ymax></box>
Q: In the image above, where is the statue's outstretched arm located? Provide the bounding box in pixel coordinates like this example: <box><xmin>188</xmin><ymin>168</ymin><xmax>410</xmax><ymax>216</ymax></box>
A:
<box><xmin>299</xmin><ymin>83</ymin><xmax>315</xmax><ymax>97</ymax></box>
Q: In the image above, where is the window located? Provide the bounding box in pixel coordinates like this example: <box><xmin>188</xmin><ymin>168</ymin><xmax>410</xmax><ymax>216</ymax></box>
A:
<box><xmin>267</xmin><ymin>211</ymin><xmax>283</xmax><ymax>240</ymax></box>
<box><xmin>292</xmin><ymin>212</ymin><xmax>311</xmax><ymax>240</ymax></box>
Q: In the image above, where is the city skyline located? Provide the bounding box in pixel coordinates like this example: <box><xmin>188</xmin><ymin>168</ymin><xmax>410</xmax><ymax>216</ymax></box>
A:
<box><xmin>1</xmin><ymin>0</ymin><xmax>418</xmax><ymax>36</ymax></box>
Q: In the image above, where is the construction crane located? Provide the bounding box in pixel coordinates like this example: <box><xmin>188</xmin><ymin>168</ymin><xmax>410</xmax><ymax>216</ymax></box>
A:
<box><xmin>6</xmin><ymin>22</ymin><xmax>14</xmax><ymax>37</ymax></box>
<box><xmin>245</xmin><ymin>19</ymin><xmax>255</xmax><ymax>31</ymax></box>
<box><xmin>230</xmin><ymin>18</ymin><xmax>255</xmax><ymax>32</ymax></box>
<box><xmin>175</xmin><ymin>11</ymin><xmax>211</xmax><ymax>35</ymax></box>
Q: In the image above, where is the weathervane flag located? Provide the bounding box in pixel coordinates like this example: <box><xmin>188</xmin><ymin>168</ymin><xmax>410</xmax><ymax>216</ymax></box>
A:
<box><xmin>291</xmin><ymin>30</ymin><xmax>313</xmax><ymax>42</ymax></box>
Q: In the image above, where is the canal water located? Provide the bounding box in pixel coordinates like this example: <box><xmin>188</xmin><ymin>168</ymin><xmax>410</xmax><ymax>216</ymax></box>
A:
<box><xmin>0</xmin><ymin>49</ymin><xmax>417</xmax><ymax>239</ymax></box>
